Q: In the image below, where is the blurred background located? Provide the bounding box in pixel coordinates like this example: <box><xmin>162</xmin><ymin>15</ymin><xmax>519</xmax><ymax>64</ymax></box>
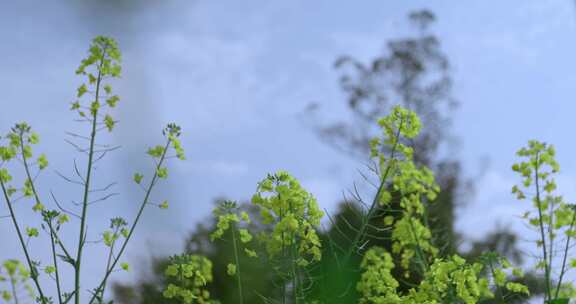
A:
<box><xmin>2</xmin><ymin>0</ymin><xmax>576</xmax><ymax>303</ymax></box>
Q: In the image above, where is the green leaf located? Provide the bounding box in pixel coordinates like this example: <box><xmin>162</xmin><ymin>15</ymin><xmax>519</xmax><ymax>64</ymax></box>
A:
<box><xmin>157</xmin><ymin>167</ymin><xmax>168</xmax><ymax>179</ymax></box>
<box><xmin>2</xmin><ymin>290</ymin><xmax>11</xmax><ymax>301</ymax></box>
<box><xmin>90</xmin><ymin>101</ymin><xmax>100</xmax><ymax>115</ymax></box>
<box><xmin>26</xmin><ymin>227</ymin><xmax>39</xmax><ymax>237</ymax></box>
<box><xmin>44</xmin><ymin>266</ymin><xmax>56</xmax><ymax>274</ymax></box>
<box><xmin>88</xmin><ymin>74</ymin><xmax>97</xmax><ymax>84</ymax></box>
<box><xmin>110</xmin><ymin>65</ymin><xmax>121</xmax><ymax>77</ymax></box>
<box><xmin>239</xmin><ymin>229</ymin><xmax>252</xmax><ymax>243</ymax></box>
<box><xmin>37</xmin><ymin>154</ymin><xmax>48</xmax><ymax>170</ymax></box>
<box><xmin>244</xmin><ymin>248</ymin><xmax>258</xmax><ymax>258</ymax></box>
<box><xmin>32</xmin><ymin>202</ymin><xmax>45</xmax><ymax>213</ymax></box>
<box><xmin>6</xmin><ymin>187</ymin><xmax>16</xmax><ymax>197</ymax></box>
<box><xmin>147</xmin><ymin>145</ymin><xmax>164</xmax><ymax>158</ymax></box>
<box><xmin>57</xmin><ymin>214</ymin><xmax>70</xmax><ymax>225</ymax></box>
<box><xmin>29</xmin><ymin>132</ymin><xmax>40</xmax><ymax>144</ymax></box>
<box><xmin>77</xmin><ymin>84</ymin><xmax>88</xmax><ymax>98</ymax></box>
<box><xmin>0</xmin><ymin>169</ymin><xmax>12</xmax><ymax>183</ymax></box>
<box><xmin>121</xmin><ymin>228</ymin><xmax>129</xmax><ymax>238</ymax></box>
<box><xmin>106</xmin><ymin>95</ymin><xmax>119</xmax><ymax>108</ymax></box>
<box><xmin>133</xmin><ymin>173</ymin><xmax>143</xmax><ymax>184</ymax></box>
<box><xmin>226</xmin><ymin>263</ymin><xmax>236</xmax><ymax>276</ymax></box>
<box><xmin>103</xmin><ymin>231</ymin><xmax>115</xmax><ymax>247</ymax></box>
<box><xmin>104</xmin><ymin>114</ymin><xmax>115</xmax><ymax>131</ymax></box>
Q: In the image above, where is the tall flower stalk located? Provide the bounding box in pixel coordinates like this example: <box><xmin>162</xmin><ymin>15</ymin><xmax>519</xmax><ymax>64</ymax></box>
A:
<box><xmin>210</xmin><ymin>200</ymin><xmax>257</xmax><ymax>304</ymax></box>
<box><xmin>511</xmin><ymin>140</ymin><xmax>576</xmax><ymax>302</ymax></box>
<box><xmin>354</xmin><ymin>107</ymin><xmax>529</xmax><ymax>303</ymax></box>
<box><xmin>1</xmin><ymin>124</ymin><xmax>51</xmax><ymax>304</ymax></box>
<box><xmin>337</xmin><ymin>106</ymin><xmax>439</xmax><ymax>277</ymax></box>
<box><xmin>251</xmin><ymin>171</ymin><xmax>324</xmax><ymax>303</ymax></box>
<box><xmin>0</xmin><ymin>36</ymin><xmax>185</xmax><ymax>304</ymax></box>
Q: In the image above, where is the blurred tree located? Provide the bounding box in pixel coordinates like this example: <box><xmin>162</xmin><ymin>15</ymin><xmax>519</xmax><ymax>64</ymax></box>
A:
<box><xmin>305</xmin><ymin>9</ymin><xmax>460</xmax><ymax>255</ymax></box>
<box><xmin>307</xmin><ymin>10</ymin><xmax>454</xmax><ymax>162</ymax></box>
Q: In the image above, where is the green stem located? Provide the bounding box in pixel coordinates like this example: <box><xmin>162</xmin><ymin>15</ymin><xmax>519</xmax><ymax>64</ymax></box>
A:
<box><xmin>100</xmin><ymin>228</ymin><xmax>119</xmax><ymax>300</ymax></box>
<box><xmin>75</xmin><ymin>55</ymin><xmax>105</xmax><ymax>304</ymax></box>
<box><xmin>291</xmin><ymin>249</ymin><xmax>297</xmax><ymax>304</ymax></box>
<box><xmin>488</xmin><ymin>261</ymin><xmax>505</xmax><ymax>304</ymax></box>
<box><xmin>88</xmin><ymin>138</ymin><xmax>172</xmax><ymax>304</ymax></box>
<box><xmin>10</xmin><ymin>274</ymin><xmax>19</xmax><ymax>304</ymax></box>
<box><xmin>48</xmin><ymin>221</ymin><xmax>64</xmax><ymax>304</ymax></box>
<box><xmin>533</xmin><ymin>154</ymin><xmax>552</xmax><ymax>301</ymax></box>
<box><xmin>406</xmin><ymin>214</ymin><xmax>429</xmax><ymax>274</ymax></box>
<box><xmin>288</xmin><ymin>199</ymin><xmax>301</xmax><ymax>304</ymax></box>
<box><xmin>18</xmin><ymin>132</ymin><xmax>59</xmax><ymax>303</ymax></box>
<box><xmin>548</xmin><ymin>189</ymin><xmax>555</xmax><ymax>292</ymax></box>
<box><xmin>278</xmin><ymin>194</ymin><xmax>286</xmax><ymax>304</ymax></box>
<box><xmin>0</xmin><ymin>179</ymin><xmax>47</xmax><ymax>303</ymax></box>
<box><xmin>230</xmin><ymin>223</ymin><xmax>244</xmax><ymax>304</ymax></box>
<box><xmin>55</xmin><ymin>234</ymin><xmax>74</xmax><ymax>267</ymax></box>
<box><xmin>554</xmin><ymin>208</ymin><xmax>576</xmax><ymax>298</ymax></box>
<box><xmin>290</xmin><ymin>238</ymin><xmax>301</xmax><ymax>304</ymax></box>
<box><xmin>18</xmin><ymin>133</ymin><xmax>43</xmax><ymax>210</ymax></box>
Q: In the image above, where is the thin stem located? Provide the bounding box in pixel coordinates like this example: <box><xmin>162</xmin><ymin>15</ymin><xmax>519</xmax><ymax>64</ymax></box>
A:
<box><xmin>100</xmin><ymin>228</ymin><xmax>118</xmax><ymax>300</ymax></box>
<box><xmin>88</xmin><ymin>138</ymin><xmax>172</xmax><ymax>304</ymax></box>
<box><xmin>554</xmin><ymin>208</ymin><xmax>576</xmax><ymax>298</ymax></box>
<box><xmin>48</xmin><ymin>221</ymin><xmax>64</xmax><ymax>304</ymax></box>
<box><xmin>10</xmin><ymin>274</ymin><xmax>19</xmax><ymax>304</ymax></box>
<box><xmin>230</xmin><ymin>223</ymin><xmax>244</xmax><ymax>304</ymax></box>
<box><xmin>288</xmin><ymin>199</ymin><xmax>301</xmax><ymax>304</ymax></box>
<box><xmin>0</xmin><ymin>179</ymin><xmax>48</xmax><ymax>303</ymax></box>
<box><xmin>279</xmin><ymin>194</ymin><xmax>286</xmax><ymax>304</ymax></box>
<box><xmin>75</xmin><ymin>54</ymin><xmax>105</xmax><ymax>304</ymax></box>
<box><xmin>18</xmin><ymin>136</ymin><xmax>42</xmax><ymax>208</ymax></box>
<box><xmin>533</xmin><ymin>155</ymin><xmax>552</xmax><ymax>301</ymax></box>
<box><xmin>18</xmin><ymin>131</ymin><xmax>60</xmax><ymax>303</ymax></box>
<box><xmin>291</xmin><ymin>243</ymin><xmax>299</xmax><ymax>304</ymax></box>
<box><xmin>488</xmin><ymin>260</ymin><xmax>505</xmax><ymax>304</ymax></box>
<box><xmin>407</xmin><ymin>214</ymin><xmax>429</xmax><ymax>274</ymax></box>
<box><xmin>548</xmin><ymin>190</ymin><xmax>555</xmax><ymax>291</ymax></box>
<box><xmin>55</xmin><ymin>235</ymin><xmax>74</xmax><ymax>265</ymax></box>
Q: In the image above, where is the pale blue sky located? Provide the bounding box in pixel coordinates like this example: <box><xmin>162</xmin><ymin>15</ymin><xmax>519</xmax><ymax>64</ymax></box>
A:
<box><xmin>2</xmin><ymin>0</ymin><xmax>576</xmax><ymax>301</ymax></box>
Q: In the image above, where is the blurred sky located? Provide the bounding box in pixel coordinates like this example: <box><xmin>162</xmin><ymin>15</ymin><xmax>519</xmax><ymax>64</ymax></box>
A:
<box><xmin>2</xmin><ymin>0</ymin><xmax>576</xmax><ymax>301</ymax></box>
